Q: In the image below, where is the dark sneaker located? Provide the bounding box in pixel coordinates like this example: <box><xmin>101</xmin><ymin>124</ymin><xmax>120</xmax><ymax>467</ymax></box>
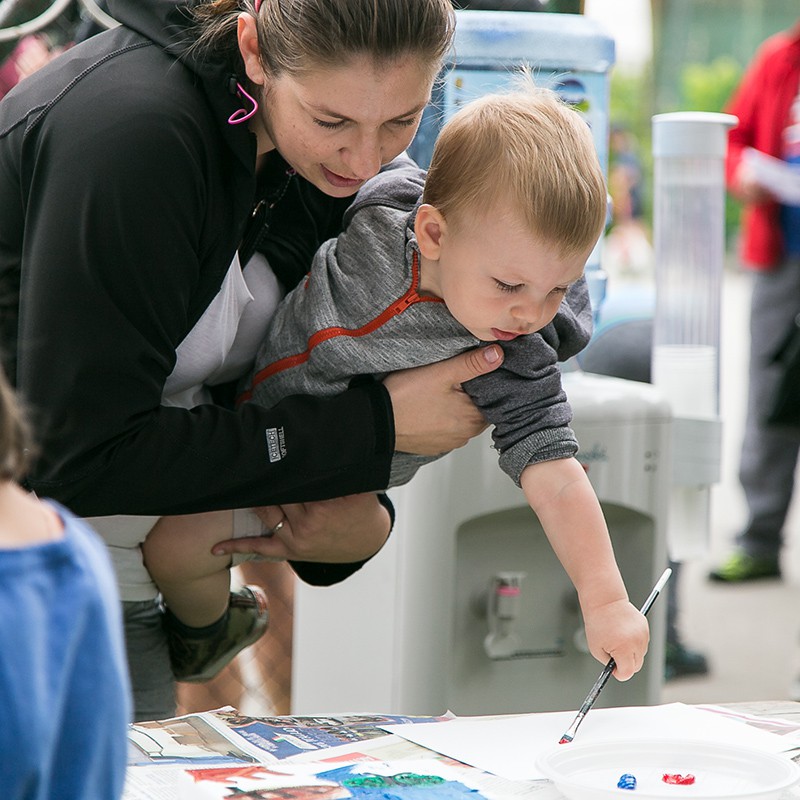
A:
<box><xmin>167</xmin><ymin>585</ymin><xmax>269</xmax><ymax>683</ymax></box>
<box><xmin>664</xmin><ymin>642</ymin><xmax>709</xmax><ymax>681</ymax></box>
<box><xmin>708</xmin><ymin>551</ymin><xmax>780</xmax><ymax>582</ymax></box>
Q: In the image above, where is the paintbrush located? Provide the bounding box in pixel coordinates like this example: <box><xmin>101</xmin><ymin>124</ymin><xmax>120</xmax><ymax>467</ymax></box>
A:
<box><xmin>558</xmin><ymin>567</ymin><xmax>673</xmax><ymax>745</ymax></box>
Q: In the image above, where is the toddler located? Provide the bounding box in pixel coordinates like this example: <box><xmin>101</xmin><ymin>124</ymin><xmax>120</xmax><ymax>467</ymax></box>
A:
<box><xmin>144</xmin><ymin>80</ymin><xmax>650</xmax><ymax>681</ymax></box>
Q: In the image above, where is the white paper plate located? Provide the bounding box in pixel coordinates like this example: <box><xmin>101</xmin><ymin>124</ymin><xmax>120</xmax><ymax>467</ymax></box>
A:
<box><xmin>536</xmin><ymin>739</ymin><xmax>800</xmax><ymax>800</ymax></box>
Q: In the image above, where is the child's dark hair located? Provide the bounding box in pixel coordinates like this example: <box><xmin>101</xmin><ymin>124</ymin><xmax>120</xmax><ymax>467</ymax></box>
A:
<box><xmin>0</xmin><ymin>362</ymin><xmax>32</xmax><ymax>482</ymax></box>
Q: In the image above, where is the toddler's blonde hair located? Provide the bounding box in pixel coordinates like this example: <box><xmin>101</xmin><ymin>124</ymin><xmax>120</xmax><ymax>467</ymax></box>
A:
<box><xmin>423</xmin><ymin>78</ymin><xmax>607</xmax><ymax>256</ymax></box>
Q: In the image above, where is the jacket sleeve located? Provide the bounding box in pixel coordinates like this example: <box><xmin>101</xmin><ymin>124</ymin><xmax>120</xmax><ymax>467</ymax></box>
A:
<box><xmin>725</xmin><ymin>53</ymin><xmax>759</xmax><ymax>189</ymax></box>
<box><xmin>724</xmin><ymin>34</ymin><xmax>786</xmax><ymax>187</ymax></box>
<box><xmin>290</xmin><ymin>492</ymin><xmax>395</xmax><ymax>585</ymax></box>
<box><xmin>12</xmin><ymin>60</ymin><xmax>394</xmax><ymax>521</ymax></box>
<box><xmin>461</xmin><ymin>277</ymin><xmax>593</xmax><ymax>485</ymax></box>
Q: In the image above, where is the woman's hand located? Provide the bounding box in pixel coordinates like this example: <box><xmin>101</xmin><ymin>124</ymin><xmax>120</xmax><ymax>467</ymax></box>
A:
<box><xmin>384</xmin><ymin>345</ymin><xmax>503</xmax><ymax>455</ymax></box>
<box><xmin>211</xmin><ymin>493</ymin><xmax>391</xmax><ymax>563</ymax></box>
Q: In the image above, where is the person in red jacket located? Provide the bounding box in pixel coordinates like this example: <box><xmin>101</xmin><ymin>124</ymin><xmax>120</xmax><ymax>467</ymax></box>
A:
<box><xmin>709</xmin><ymin>20</ymin><xmax>800</xmax><ymax>582</ymax></box>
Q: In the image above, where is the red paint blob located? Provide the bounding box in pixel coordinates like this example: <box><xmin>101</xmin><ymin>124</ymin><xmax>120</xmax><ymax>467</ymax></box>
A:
<box><xmin>662</xmin><ymin>773</ymin><xmax>696</xmax><ymax>785</ymax></box>
<box><xmin>558</xmin><ymin>737</ymin><xmax>571</xmax><ymax>745</ymax></box>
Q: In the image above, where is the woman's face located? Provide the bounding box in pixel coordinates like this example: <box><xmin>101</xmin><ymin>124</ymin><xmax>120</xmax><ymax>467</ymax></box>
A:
<box><xmin>249</xmin><ymin>55</ymin><xmax>434</xmax><ymax>197</ymax></box>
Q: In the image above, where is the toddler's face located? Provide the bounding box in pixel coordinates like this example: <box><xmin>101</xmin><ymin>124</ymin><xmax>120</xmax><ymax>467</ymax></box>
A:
<box><xmin>422</xmin><ymin>203</ymin><xmax>588</xmax><ymax>342</ymax></box>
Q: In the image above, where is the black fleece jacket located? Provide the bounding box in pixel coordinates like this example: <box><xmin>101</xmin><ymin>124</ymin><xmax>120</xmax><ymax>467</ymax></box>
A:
<box><xmin>0</xmin><ymin>0</ymin><xmax>396</xmax><ymax>582</ymax></box>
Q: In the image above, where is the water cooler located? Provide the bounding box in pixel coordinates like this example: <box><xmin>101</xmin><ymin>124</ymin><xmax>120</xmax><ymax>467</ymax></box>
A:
<box><xmin>291</xmin><ymin>373</ymin><xmax>670</xmax><ymax>715</ymax></box>
<box><xmin>290</xmin><ymin>11</ymin><xmax>672</xmax><ymax>716</ymax></box>
<box><xmin>408</xmin><ymin>9</ymin><xmax>615</xmax><ymax>311</ymax></box>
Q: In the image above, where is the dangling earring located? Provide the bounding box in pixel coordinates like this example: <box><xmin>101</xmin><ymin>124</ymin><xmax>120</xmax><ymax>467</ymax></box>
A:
<box><xmin>228</xmin><ymin>82</ymin><xmax>259</xmax><ymax>125</ymax></box>
<box><xmin>230</xmin><ymin>1</ymin><xmax>263</xmax><ymax>125</ymax></box>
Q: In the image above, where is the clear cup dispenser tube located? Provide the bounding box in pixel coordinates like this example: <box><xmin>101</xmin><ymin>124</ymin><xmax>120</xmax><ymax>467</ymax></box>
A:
<box><xmin>651</xmin><ymin>112</ymin><xmax>737</xmax><ymax>560</ymax></box>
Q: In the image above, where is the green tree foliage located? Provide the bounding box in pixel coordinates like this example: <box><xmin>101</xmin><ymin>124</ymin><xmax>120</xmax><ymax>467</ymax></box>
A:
<box><xmin>607</xmin><ymin>56</ymin><xmax>744</xmax><ymax>240</ymax></box>
<box><xmin>679</xmin><ymin>57</ymin><xmax>744</xmax><ymax>240</ymax></box>
<box><xmin>679</xmin><ymin>56</ymin><xmax>742</xmax><ymax>113</ymax></box>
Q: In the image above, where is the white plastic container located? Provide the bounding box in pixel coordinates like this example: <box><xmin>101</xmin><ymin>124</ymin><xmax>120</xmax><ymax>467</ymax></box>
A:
<box><xmin>650</xmin><ymin>112</ymin><xmax>737</xmax><ymax>559</ymax></box>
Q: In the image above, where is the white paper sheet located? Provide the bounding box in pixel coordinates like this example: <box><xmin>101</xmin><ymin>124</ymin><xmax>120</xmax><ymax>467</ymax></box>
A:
<box><xmin>382</xmin><ymin>703</ymin><xmax>794</xmax><ymax>782</ymax></box>
<box><xmin>742</xmin><ymin>148</ymin><xmax>800</xmax><ymax>205</ymax></box>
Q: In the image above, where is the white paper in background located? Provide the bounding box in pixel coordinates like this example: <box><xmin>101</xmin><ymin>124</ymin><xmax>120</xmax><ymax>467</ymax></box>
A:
<box><xmin>696</xmin><ymin>704</ymin><xmax>800</xmax><ymax>750</ymax></box>
<box><xmin>742</xmin><ymin>147</ymin><xmax>800</xmax><ymax>205</ymax></box>
<box><xmin>382</xmin><ymin>703</ymin><xmax>796</xmax><ymax>782</ymax></box>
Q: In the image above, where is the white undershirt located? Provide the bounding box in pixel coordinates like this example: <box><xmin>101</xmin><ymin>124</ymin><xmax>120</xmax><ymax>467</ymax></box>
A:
<box><xmin>90</xmin><ymin>252</ymin><xmax>285</xmax><ymax>600</ymax></box>
<box><xmin>162</xmin><ymin>252</ymin><xmax>284</xmax><ymax>409</ymax></box>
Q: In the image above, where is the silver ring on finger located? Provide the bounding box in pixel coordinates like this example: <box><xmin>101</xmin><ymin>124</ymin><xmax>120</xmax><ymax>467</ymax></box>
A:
<box><xmin>261</xmin><ymin>515</ymin><xmax>287</xmax><ymax>538</ymax></box>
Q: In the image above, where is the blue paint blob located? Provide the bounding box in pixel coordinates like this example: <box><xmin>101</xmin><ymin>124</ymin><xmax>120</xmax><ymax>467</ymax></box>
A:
<box><xmin>617</xmin><ymin>773</ymin><xmax>637</xmax><ymax>790</ymax></box>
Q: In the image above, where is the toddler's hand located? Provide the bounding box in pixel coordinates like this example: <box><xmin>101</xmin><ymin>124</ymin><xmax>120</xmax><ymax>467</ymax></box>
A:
<box><xmin>582</xmin><ymin>598</ymin><xmax>650</xmax><ymax>681</ymax></box>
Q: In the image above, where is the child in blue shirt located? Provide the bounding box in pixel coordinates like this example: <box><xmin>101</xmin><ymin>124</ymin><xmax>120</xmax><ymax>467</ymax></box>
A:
<box><xmin>0</xmin><ymin>365</ymin><xmax>131</xmax><ymax>800</ymax></box>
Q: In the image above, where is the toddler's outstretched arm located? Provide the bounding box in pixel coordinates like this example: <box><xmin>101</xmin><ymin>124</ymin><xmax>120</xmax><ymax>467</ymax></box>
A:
<box><xmin>520</xmin><ymin>457</ymin><xmax>649</xmax><ymax>681</ymax></box>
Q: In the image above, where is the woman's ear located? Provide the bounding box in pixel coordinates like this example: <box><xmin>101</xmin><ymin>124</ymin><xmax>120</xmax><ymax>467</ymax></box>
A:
<box><xmin>237</xmin><ymin>13</ymin><xmax>266</xmax><ymax>86</ymax></box>
<box><xmin>415</xmin><ymin>204</ymin><xmax>447</xmax><ymax>260</ymax></box>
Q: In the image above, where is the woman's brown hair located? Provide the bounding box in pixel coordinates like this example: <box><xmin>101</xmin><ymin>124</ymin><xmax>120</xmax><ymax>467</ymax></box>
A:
<box><xmin>191</xmin><ymin>0</ymin><xmax>455</xmax><ymax>79</ymax></box>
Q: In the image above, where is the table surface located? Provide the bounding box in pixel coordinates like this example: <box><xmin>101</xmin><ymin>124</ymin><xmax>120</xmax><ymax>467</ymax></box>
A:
<box><xmin>123</xmin><ymin>702</ymin><xmax>800</xmax><ymax>800</ymax></box>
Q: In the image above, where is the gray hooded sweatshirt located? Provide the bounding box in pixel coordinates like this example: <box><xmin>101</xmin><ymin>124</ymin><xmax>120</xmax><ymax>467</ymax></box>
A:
<box><xmin>241</xmin><ymin>158</ymin><xmax>593</xmax><ymax>487</ymax></box>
